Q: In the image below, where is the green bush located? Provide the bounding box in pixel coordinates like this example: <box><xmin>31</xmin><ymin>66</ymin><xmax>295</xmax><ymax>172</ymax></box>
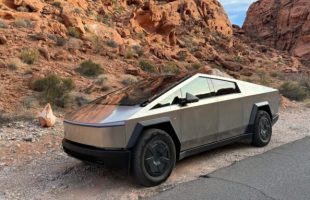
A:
<box><xmin>270</xmin><ymin>71</ymin><xmax>278</xmax><ymax>78</ymax></box>
<box><xmin>176</xmin><ymin>51</ymin><xmax>187</xmax><ymax>61</ymax></box>
<box><xmin>55</xmin><ymin>36</ymin><xmax>67</xmax><ymax>46</ymax></box>
<box><xmin>132</xmin><ymin>45</ymin><xmax>143</xmax><ymax>57</ymax></box>
<box><xmin>17</xmin><ymin>6</ymin><xmax>29</xmax><ymax>12</ymax></box>
<box><xmin>14</xmin><ymin>18</ymin><xmax>33</xmax><ymax>28</ymax></box>
<box><xmin>67</xmin><ymin>26</ymin><xmax>80</xmax><ymax>38</ymax></box>
<box><xmin>95</xmin><ymin>74</ymin><xmax>109</xmax><ymax>85</ymax></box>
<box><xmin>163</xmin><ymin>63</ymin><xmax>180</xmax><ymax>75</ymax></box>
<box><xmin>32</xmin><ymin>74</ymin><xmax>75</xmax><ymax>107</ymax></box>
<box><xmin>299</xmin><ymin>76</ymin><xmax>310</xmax><ymax>93</ymax></box>
<box><xmin>76</xmin><ymin>60</ymin><xmax>103</xmax><ymax>77</ymax></box>
<box><xmin>138</xmin><ymin>60</ymin><xmax>157</xmax><ymax>73</ymax></box>
<box><xmin>20</xmin><ymin>48</ymin><xmax>39</xmax><ymax>64</ymax></box>
<box><xmin>105</xmin><ymin>39</ymin><xmax>118</xmax><ymax>48</ymax></box>
<box><xmin>279</xmin><ymin>81</ymin><xmax>307</xmax><ymax>101</ymax></box>
<box><xmin>121</xmin><ymin>74</ymin><xmax>138</xmax><ymax>85</ymax></box>
<box><xmin>52</xmin><ymin>1</ymin><xmax>62</xmax><ymax>8</ymax></box>
<box><xmin>192</xmin><ymin>62</ymin><xmax>202</xmax><ymax>70</ymax></box>
<box><xmin>125</xmin><ymin>48</ymin><xmax>134</xmax><ymax>59</ymax></box>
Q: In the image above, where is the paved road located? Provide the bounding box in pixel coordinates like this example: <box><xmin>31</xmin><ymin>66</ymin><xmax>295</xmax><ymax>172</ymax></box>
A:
<box><xmin>149</xmin><ymin>136</ymin><xmax>310</xmax><ymax>200</ymax></box>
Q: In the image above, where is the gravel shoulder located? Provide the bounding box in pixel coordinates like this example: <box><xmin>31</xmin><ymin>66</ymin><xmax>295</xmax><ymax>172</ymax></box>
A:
<box><xmin>0</xmin><ymin>104</ymin><xmax>309</xmax><ymax>200</ymax></box>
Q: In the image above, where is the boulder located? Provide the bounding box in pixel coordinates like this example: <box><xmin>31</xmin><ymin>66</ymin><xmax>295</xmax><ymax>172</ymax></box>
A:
<box><xmin>39</xmin><ymin>103</ymin><xmax>56</xmax><ymax>127</ymax></box>
<box><xmin>39</xmin><ymin>47</ymin><xmax>50</xmax><ymax>60</ymax></box>
<box><xmin>0</xmin><ymin>35</ymin><xmax>7</xmax><ymax>45</ymax></box>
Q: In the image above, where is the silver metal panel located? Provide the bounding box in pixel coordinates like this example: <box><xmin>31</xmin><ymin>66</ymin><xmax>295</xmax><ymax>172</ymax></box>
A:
<box><xmin>125</xmin><ymin>104</ymin><xmax>182</xmax><ymax>144</ymax></box>
<box><xmin>64</xmin><ymin>122</ymin><xmax>126</xmax><ymax>148</ymax></box>
<box><xmin>215</xmin><ymin>93</ymin><xmax>245</xmax><ymax>141</ymax></box>
<box><xmin>180</xmin><ymin>100</ymin><xmax>219</xmax><ymax>150</ymax></box>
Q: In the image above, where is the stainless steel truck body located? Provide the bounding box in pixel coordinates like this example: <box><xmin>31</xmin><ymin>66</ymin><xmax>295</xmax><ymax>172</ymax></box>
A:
<box><xmin>63</xmin><ymin>73</ymin><xmax>280</xmax><ymax>186</ymax></box>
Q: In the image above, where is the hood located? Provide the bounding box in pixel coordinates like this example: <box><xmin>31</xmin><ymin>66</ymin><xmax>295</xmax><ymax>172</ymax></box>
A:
<box><xmin>64</xmin><ymin>104</ymin><xmax>142</xmax><ymax>125</ymax></box>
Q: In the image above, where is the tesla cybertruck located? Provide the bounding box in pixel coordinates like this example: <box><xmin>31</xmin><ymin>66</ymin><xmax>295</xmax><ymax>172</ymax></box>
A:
<box><xmin>62</xmin><ymin>73</ymin><xmax>280</xmax><ymax>186</ymax></box>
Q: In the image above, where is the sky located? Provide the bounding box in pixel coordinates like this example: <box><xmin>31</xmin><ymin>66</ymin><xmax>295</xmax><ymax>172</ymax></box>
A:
<box><xmin>219</xmin><ymin>0</ymin><xmax>257</xmax><ymax>26</ymax></box>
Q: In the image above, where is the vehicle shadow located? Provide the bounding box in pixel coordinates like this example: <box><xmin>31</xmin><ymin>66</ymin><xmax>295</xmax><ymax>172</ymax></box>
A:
<box><xmin>49</xmin><ymin>141</ymin><xmax>254</xmax><ymax>197</ymax></box>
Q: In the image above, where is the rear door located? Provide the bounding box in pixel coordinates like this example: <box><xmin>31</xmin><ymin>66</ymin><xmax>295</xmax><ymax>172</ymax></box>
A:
<box><xmin>210</xmin><ymin>79</ymin><xmax>245</xmax><ymax>141</ymax></box>
<box><xmin>180</xmin><ymin>77</ymin><xmax>219</xmax><ymax>150</ymax></box>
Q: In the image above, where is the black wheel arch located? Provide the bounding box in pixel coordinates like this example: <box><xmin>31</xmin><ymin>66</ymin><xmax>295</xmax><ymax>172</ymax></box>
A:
<box><xmin>127</xmin><ymin>117</ymin><xmax>181</xmax><ymax>160</ymax></box>
<box><xmin>248</xmin><ymin>102</ymin><xmax>272</xmax><ymax>133</ymax></box>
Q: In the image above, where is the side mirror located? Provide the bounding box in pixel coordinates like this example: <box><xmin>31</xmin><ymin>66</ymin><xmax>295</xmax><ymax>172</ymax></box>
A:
<box><xmin>179</xmin><ymin>93</ymin><xmax>199</xmax><ymax>106</ymax></box>
<box><xmin>186</xmin><ymin>92</ymin><xmax>199</xmax><ymax>103</ymax></box>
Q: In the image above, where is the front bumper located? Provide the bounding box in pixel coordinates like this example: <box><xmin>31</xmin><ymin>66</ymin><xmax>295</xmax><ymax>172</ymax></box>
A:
<box><xmin>62</xmin><ymin>139</ymin><xmax>131</xmax><ymax>169</ymax></box>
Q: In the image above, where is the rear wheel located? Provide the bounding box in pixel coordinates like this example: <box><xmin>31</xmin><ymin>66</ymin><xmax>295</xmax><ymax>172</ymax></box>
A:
<box><xmin>252</xmin><ymin>110</ymin><xmax>272</xmax><ymax>147</ymax></box>
<box><xmin>132</xmin><ymin>129</ymin><xmax>176</xmax><ymax>187</ymax></box>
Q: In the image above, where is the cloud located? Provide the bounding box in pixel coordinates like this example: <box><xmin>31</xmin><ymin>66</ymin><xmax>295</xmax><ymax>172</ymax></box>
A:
<box><xmin>218</xmin><ymin>0</ymin><xmax>257</xmax><ymax>26</ymax></box>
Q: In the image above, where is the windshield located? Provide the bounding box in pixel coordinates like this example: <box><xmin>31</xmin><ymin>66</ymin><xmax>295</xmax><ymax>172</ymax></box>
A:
<box><xmin>91</xmin><ymin>74</ymin><xmax>189</xmax><ymax>106</ymax></box>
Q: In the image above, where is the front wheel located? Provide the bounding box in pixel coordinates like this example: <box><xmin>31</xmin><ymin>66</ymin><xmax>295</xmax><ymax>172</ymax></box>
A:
<box><xmin>132</xmin><ymin>129</ymin><xmax>176</xmax><ymax>187</ymax></box>
<box><xmin>252</xmin><ymin>110</ymin><xmax>272</xmax><ymax>147</ymax></box>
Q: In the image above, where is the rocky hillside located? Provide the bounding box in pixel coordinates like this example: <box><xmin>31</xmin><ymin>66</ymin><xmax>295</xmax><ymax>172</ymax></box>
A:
<box><xmin>243</xmin><ymin>0</ymin><xmax>310</xmax><ymax>66</ymax></box>
<box><xmin>0</xmin><ymin>0</ymin><xmax>304</xmax><ymax>116</ymax></box>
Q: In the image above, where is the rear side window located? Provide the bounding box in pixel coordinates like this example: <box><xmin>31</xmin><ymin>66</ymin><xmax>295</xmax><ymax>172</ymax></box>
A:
<box><xmin>181</xmin><ymin>77</ymin><xmax>212</xmax><ymax>99</ymax></box>
<box><xmin>211</xmin><ymin>79</ymin><xmax>240</xmax><ymax>96</ymax></box>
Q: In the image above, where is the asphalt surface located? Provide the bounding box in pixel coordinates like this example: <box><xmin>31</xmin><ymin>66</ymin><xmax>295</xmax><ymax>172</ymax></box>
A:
<box><xmin>148</xmin><ymin>136</ymin><xmax>310</xmax><ymax>200</ymax></box>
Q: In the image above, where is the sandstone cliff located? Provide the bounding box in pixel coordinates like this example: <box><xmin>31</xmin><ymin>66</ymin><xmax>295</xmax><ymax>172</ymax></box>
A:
<box><xmin>243</xmin><ymin>0</ymin><xmax>310</xmax><ymax>66</ymax></box>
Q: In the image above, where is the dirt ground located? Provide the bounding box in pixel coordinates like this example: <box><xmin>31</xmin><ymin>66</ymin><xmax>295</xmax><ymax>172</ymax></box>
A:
<box><xmin>0</xmin><ymin>103</ymin><xmax>309</xmax><ymax>200</ymax></box>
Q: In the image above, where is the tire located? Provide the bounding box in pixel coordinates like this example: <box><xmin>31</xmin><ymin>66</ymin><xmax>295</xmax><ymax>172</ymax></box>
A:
<box><xmin>252</xmin><ymin>110</ymin><xmax>272</xmax><ymax>147</ymax></box>
<box><xmin>132</xmin><ymin>129</ymin><xmax>176</xmax><ymax>187</ymax></box>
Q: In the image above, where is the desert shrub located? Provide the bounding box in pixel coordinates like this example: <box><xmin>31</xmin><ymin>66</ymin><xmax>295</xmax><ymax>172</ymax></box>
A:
<box><xmin>52</xmin><ymin>1</ymin><xmax>62</xmax><ymax>8</ymax></box>
<box><xmin>138</xmin><ymin>60</ymin><xmax>156</xmax><ymax>73</ymax></box>
<box><xmin>76</xmin><ymin>60</ymin><xmax>103</xmax><ymax>77</ymax></box>
<box><xmin>55</xmin><ymin>36</ymin><xmax>67</xmax><ymax>46</ymax></box>
<box><xmin>72</xmin><ymin>8</ymin><xmax>82</xmax><ymax>15</ymax></box>
<box><xmin>234</xmin><ymin>56</ymin><xmax>242</xmax><ymax>63</ymax></box>
<box><xmin>299</xmin><ymin>76</ymin><xmax>310</xmax><ymax>93</ymax></box>
<box><xmin>0</xmin><ymin>20</ymin><xmax>7</xmax><ymax>28</ymax></box>
<box><xmin>105</xmin><ymin>39</ymin><xmax>118</xmax><ymax>48</ymax></box>
<box><xmin>20</xmin><ymin>48</ymin><xmax>39</xmax><ymax>64</ymax></box>
<box><xmin>176</xmin><ymin>51</ymin><xmax>187</xmax><ymax>61</ymax></box>
<box><xmin>87</xmin><ymin>35</ymin><xmax>101</xmax><ymax>53</ymax></box>
<box><xmin>95</xmin><ymin>74</ymin><xmax>109</xmax><ymax>85</ymax></box>
<box><xmin>163</xmin><ymin>63</ymin><xmax>180</xmax><ymax>75</ymax></box>
<box><xmin>257</xmin><ymin>70</ymin><xmax>270</xmax><ymax>85</ymax></box>
<box><xmin>67</xmin><ymin>26</ymin><xmax>80</xmax><ymax>38</ymax></box>
<box><xmin>125</xmin><ymin>48</ymin><xmax>134</xmax><ymax>59</ymax></box>
<box><xmin>14</xmin><ymin>18</ymin><xmax>34</xmax><ymax>28</ymax></box>
<box><xmin>137</xmin><ymin>32</ymin><xmax>145</xmax><ymax>40</ymax></box>
<box><xmin>32</xmin><ymin>74</ymin><xmax>75</xmax><ymax>107</ymax></box>
<box><xmin>192</xmin><ymin>62</ymin><xmax>202</xmax><ymax>70</ymax></box>
<box><xmin>16</xmin><ymin>6</ymin><xmax>29</xmax><ymax>12</ymax></box>
<box><xmin>97</xmin><ymin>15</ymin><xmax>112</xmax><ymax>26</ymax></box>
<box><xmin>279</xmin><ymin>81</ymin><xmax>307</xmax><ymax>101</ymax></box>
<box><xmin>132</xmin><ymin>45</ymin><xmax>143</xmax><ymax>57</ymax></box>
<box><xmin>121</xmin><ymin>74</ymin><xmax>138</xmax><ymax>85</ymax></box>
<box><xmin>270</xmin><ymin>71</ymin><xmax>278</xmax><ymax>78</ymax></box>
<box><xmin>8</xmin><ymin>58</ymin><xmax>23</xmax><ymax>70</ymax></box>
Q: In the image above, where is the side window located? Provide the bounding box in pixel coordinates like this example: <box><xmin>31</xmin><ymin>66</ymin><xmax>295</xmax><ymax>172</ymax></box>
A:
<box><xmin>211</xmin><ymin>79</ymin><xmax>240</xmax><ymax>96</ymax></box>
<box><xmin>152</xmin><ymin>89</ymin><xmax>181</xmax><ymax>109</ymax></box>
<box><xmin>181</xmin><ymin>77</ymin><xmax>212</xmax><ymax>99</ymax></box>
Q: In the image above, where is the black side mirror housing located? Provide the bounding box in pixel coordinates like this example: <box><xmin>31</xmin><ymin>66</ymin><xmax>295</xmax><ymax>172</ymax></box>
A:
<box><xmin>179</xmin><ymin>93</ymin><xmax>199</xmax><ymax>106</ymax></box>
<box><xmin>186</xmin><ymin>92</ymin><xmax>199</xmax><ymax>103</ymax></box>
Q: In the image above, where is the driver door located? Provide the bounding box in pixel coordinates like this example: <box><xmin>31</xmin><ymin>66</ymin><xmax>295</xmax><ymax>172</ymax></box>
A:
<box><xmin>180</xmin><ymin>77</ymin><xmax>218</xmax><ymax>150</ymax></box>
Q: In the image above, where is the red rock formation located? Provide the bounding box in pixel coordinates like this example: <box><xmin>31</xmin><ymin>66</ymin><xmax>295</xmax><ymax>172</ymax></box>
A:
<box><xmin>243</xmin><ymin>0</ymin><xmax>310</xmax><ymax>66</ymax></box>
